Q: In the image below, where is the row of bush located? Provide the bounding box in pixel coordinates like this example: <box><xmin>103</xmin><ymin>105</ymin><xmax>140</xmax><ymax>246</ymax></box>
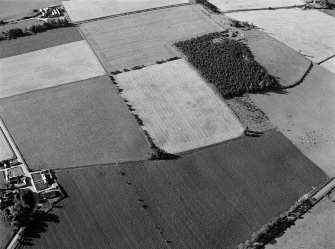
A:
<box><xmin>174</xmin><ymin>32</ymin><xmax>279</xmax><ymax>98</ymax></box>
<box><xmin>238</xmin><ymin>197</ymin><xmax>312</xmax><ymax>248</ymax></box>
<box><xmin>229</xmin><ymin>19</ymin><xmax>256</xmax><ymax>29</ymax></box>
<box><xmin>0</xmin><ymin>17</ymin><xmax>70</xmax><ymax>40</ymax></box>
<box><xmin>0</xmin><ymin>189</ymin><xmax>35</xmax><ymax>231</ymax></box>
<box><xmin>195</xmin><ymin>0</ymin><xmax>221</xmax><ymax>13</ymax></box>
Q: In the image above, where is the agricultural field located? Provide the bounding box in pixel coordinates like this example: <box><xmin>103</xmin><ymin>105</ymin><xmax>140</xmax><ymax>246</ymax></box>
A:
<box><xmin>175</xmin><ymin>32</ymin><xmax>279</xmax><ymax>97</ymax></box>
<box><xmin>80</xmin><ymin>5</ymin><xmax>222</xmax><ymax>72</ymax></box>
<box><xmin>0</xmin><ymin>126</ymin><xmax>14</xmax><ymax>162</ymax></box>
<box><xmin>320</xmin><ymin>57</ymin><xmax>335</xmax><ymax>74</ymax></box>
<box><xmin>119</xmin><ymin>131</ymin><xmax>327</xmax><ymax>249</ymax></box>
<box><xmin>266</xmin><ymin>195</ymin><xmax>335</xmax><ymax>249</ymax></box>
<box><xmin>226</xmin><ymin>9</ymin><xmax>335</xmax><ymax>64</ymax></box>
<box><xmin>18</xmin><ymin>166</ymin><xmax>168</xmax><ymax>249</ymax></box>
<box><xmin>115</xmin><ymin>60</ymin><xmax>244</xmax><ymax>154</ymax></box>
<box><xmin>0</xmin><ymin>222</ymin><xmax>12</xmax><ymax>249</ymax></box>
<box><xmin>207</xmin><ymin>0</ymin><xmax>303</xmax><ymax>12</ymax></box>
<box><xmin>63</xmin><ymin>0</ymin><xmax>188</xmax><ymax>22</ymax></box>
<box><xmin>0</xmin><ymin>0</ymin><xmax>59</xmax><ymax>22</ymax></box>
<box><xmin>250</xmin><ymin>64</ymin><xmax>335</xmax><ymax>176</ymax></box>
<box><xmin>244</xmin><ymin>29</ymin><xmax>311</xmax><ymax>87</ymax></box>
<box><xmin>0</xmin><ymin>77</ymin><xmax>150</xmax><ymax>170</ymax></box>
<box><xmin>0</xmin><ymin>40</ymin><xmax>105</xmax><ymax>99</ymax></box>
<box><xmin>0</xmin><ymin>27</ymin><xmax>83</xmax><ymax>59</ymax></box>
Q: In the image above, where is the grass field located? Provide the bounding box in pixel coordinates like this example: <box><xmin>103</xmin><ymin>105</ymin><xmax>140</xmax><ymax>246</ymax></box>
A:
<box><xmin>0</xmin><ymin>0</ymin><xmax>59</xmax><ymax>22</ymax></box>
<box><xmin>266</xmin><ymin>196</ymin><xmax>335</xmax><ymax>249</ymax></box>
<box><xmin>0</xmin><ymin>126</ymin><xmax>14</xmax><ymax>162</ymax></box>
<box><xmin>119</xmin><ymin>131</ymin><xmax>327</xmax><ymax>249</ymax></box>
<box><xmin>320</xmin><ymin>57</ymin><xmax>335</xmax><ymax>74</ymax></box>
<box><xmin>0</xmin><ymin>40</ymin><xmax>105</xmax><ymax>99</ymax></box>
<box><xmin>0</xmin><ymin>77</ymin><xmax>150</xmax><ymax>170</ymax></box>
<box><xmin>19</xmin><ymin>166</ymin><xmax>168</xmax><ymax>249</ymax></box>
<box><xmin>63</xmin><ymin>0</ymin><xmax>189</xmax><ymax>22</ymax></box>
<box><xmin>0</xmin><ymin>27</ymin><xmax>83</xmax><ymax>59</ymax></box>
<box><xmin>115</xmin><ymin>60</ymin><xmax>244</xmax><ymax>154</ymax></box>
<box><xmin>80</xmin><ymin>5</ymin><xmax>222</xmax><ymax>72</ymax></box>
<box><xmin>244</xmin><ymin>29</ymin><xmax>311</xmax><ymax>87</ymax></box>
<box><xmin>227</xmin><ymin>9</ymin><xmax>335</xmax><ymax>64</ymax></box>
<box><xmin>208</xmin><ymin>0</ymin><xmax>303</xmax><ymax>12</ymax></box>
<box><xmin>250</xmin><ymin>64</ymin><xmax>335</xmax><ymax>176</ymax></box>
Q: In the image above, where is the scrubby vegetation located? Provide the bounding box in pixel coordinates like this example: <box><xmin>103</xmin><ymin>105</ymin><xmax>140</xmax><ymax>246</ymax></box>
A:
<box><xmin>229</xmin><ymin>19</ymin><xmax>256</xmax><ymax>29</ymax></box>
<box><xmin>0</xmin><ymin>189</ymin><xmax>34</xmax><ymax>231</ymax></box>
<box><xmin>0</xmin><ymin>17</ymin><xmax>70</xmax><ymax>41</ymax></box>
<box><xmin>195</xmin><ymin>0</ymin><xmax>220</xmax><ymax>13</ymax></box>
<box><xmin>174</xmin><ymin>32</ymin><xmax>279</xmax><ymax>98</ymax></box>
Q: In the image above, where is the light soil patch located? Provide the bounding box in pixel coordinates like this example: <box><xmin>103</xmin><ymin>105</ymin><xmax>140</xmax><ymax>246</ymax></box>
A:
<box><xmin>63</xmin><ymin>0</ymin><xmax>189</xmax><ymax>22</ymax></box>
<box><xmin>0</xmin><ymin>0</ymin><xmax>60</xmax><ymax>22</ymax></box>
<box><xmin>226</xmin><ymin>9</ymin><xmax>335</xmax><ymax>63</ymax></box>
<box><xmin>266</xmin><ymin>197</ymin><xmax>335</xmax><ymax>249</ymax></box>
<box><xmin>250</xmin><ymin>64</ymin><xmax>335</xmax><ymax>176</ymax></box>
<box><xmin>0</xmin><ymin>40</ymin><xmax>105</xmax><ymax>99</ymax></box>
<box><xmin>320</xmin><ymin>57</ymin><xmax>335</xmax><ymax>74</ymax></box>
<box><xmin>0</xmin><ymin>77</ymin><xmax>150</xmax><ymax>170</ymax></box>
<box><xmin>244</xmin><ymin>29</ymin><xmax>311</xmax><ymax>87</ymax></box>
<box><xmin>116</xmin><ymin>60</ymin><xmax>244</xmax><ymax>154</ymax></box>
<box><xmin>208</xmin><ymin>0</ymin><xmax>303</xmax><ymax>12</ymax></box>
<box><xmin>0</xmin><ymin>125</ymin><xmax>14</xmax><ymax>162</ymax></box>
<box><xmin>0</xmin><ymin>27</ymin><xmax>83</xmax><ymax>59</ymax></box>
<box><xmin>80</xmin><ymin>5</ymin><xmax>222</xmax><ymax>72</ymax></box>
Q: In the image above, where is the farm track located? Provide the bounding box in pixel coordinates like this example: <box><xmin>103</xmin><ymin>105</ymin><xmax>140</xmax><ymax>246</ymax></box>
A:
<box><xmin>222</xmin><ymin>4</ymin><xmax>305</xmax><ymax>13</ymax></box>
<box><xmin>75</xmin><ymin>2</ymin><xmax>192</xmax><ymax>24</ymax></box>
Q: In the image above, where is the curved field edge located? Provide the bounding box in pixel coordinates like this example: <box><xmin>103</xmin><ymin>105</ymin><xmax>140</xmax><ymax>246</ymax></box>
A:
<box><xmin>115</xmin><ymin>59</ymin><xmax>244</xmax><ymax>154</ymax></box>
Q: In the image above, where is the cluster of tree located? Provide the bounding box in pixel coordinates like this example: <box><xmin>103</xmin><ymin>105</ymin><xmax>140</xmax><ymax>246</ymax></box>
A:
<box><xmin>0</xmin><ymin>189</ymin><xmax>34</xmax><ymax>231</ymax></box>
<box><xmin>195</xmin><ymin>0</ymin><xmax>220</xmax><ymax>13</ymax></box>
<box><xmin>0</xmin><ymin>17</ymin><xmax>70</xmax><ymax>40</ymax></box>
<box><xmin>174</xmin><ymin>32</ymin><xmax>279</xmax><ymax>98</ymax></box>
<box><xmin>229</xmin><ymin>19</ymin><xmax>256</xmax><ymax>29</ymax></box>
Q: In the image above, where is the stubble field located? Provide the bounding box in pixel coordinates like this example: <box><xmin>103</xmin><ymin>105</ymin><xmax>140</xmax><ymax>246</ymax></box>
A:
<box><xmin>63</xmin><ymin>0</ymin><xmax>189</xmax><ymax>22</ymax></box>
<box><xmin>0</xmin><ymin>40</ymin><xmax>105</xmax><ymax>99</ymax></box>
<box><xmin>119</xmin><ymin>131</ymin><xmax>327</xmax><ymax>249</ymax></box>
<box><xmin>115</xmin><ymin>60</ymin><xmax>244</xmax><ymax>154</ymax></box>
<box><xmin>80</xmin><ymin>5</ymin><xmax>222</xmax><ymax>72</ymax></box>
<box><xmin>250</xmin><ymin>64</ymin><xmax>335</xmax><ymax>176</ymax></box>
<box><xmin>208</xmin><ymin>0</ymin><xmax>303</xmax><ymax>12</ymax></box>
<box><xmin>19</xmin><ymin>166</ymin><xmax>168</xmax><ymax>249</ymax></box>
<box><xmin>0</xmin><ymin>27</ymin><xmax>83</xmax><ymax>59</ymax></box>
<box><xmin>227</xmin><ymin>9</ymin><xmax>335</xmax><ymax>64</ymax></box>
<box><xmin>0</xmin><ymin>77</ymin><xmax>150</xmax><ymax>170</ymax></box>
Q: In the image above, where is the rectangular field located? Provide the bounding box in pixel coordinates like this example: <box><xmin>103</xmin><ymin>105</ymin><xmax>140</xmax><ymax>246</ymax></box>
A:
<box><xmin>120</xmin><ymin>131</ymin><xmax>327</xmax><ymax>249</ymax></box>
<box><xmin>0</xmin><ymin>77</ymin><xmax>150</xmax><ymax>170</ymax></box>
<box><xmin>227</xmin><ymin>9</ymin><xmax>335</xmax><ymax>63</ymax></box>
<box><xmin>321</xmin><ymin>57</ymin><xmax>335</xmax><ymax>74</ymax></box>
<box><xmin>208</xmin><ymin>0</ymin><xmax>303</xmax><ymax>12</ymax></box>
<box><xmin>19</xmin><ymin>166</ymin><xmax>168</xmax><ymax>249</ymax></box>
<box><xmin>116</xmin><ymin>60</ymin><xmax>244</xmax><ymax>153</ymax></box>
<box><xmin>250</xmin><ymin>64</ymin><xmax>335</xmax><ymax>176</ymax></box>
<box><xmin>63</xmin><ymin>0</ymin><xmax>189</xmax><ymax>22</ymax></box>
<box><xmin>80</xmin><ymin>5</ymin><xmax>222</xmax><ymax>72</ymax></box>
<box><xmin>0</xmin><ymin>27</ymin><xmax>83</xmax><ymax>59</ymax></box>
<box><xmin>0</xmin><ymin>126</ymin><xmax>14</xmax><ymax>162</ymax></box>
<box><xmin>0</xmin><ymin>40</ymin><xmax>105</xmax><ymax>99</ymax></box>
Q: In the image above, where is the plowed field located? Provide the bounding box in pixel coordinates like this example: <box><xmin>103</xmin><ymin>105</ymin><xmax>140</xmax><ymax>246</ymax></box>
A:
<box><xmin>115</xmin><ymin>60</ymin><xmax>244</xmax><ymax>153</ymax></box>
<box><xmin>80</xmin><ymin>5</ymin><xmax>222</xmax><ymax>72</ymax></box>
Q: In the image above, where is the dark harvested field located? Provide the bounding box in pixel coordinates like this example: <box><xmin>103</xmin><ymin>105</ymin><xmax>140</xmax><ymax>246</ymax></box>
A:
<box><xmin>119</xmin><ymin>131</ymin><xmax>327</xmax><ymax>249</ymax></box>
<box><xmin>18</xmin><ymin>166</ymin><xmax>168</xmax><ymax>249</ymax></box>
<box><xmin>0</xmin><ymin>27</ymin><xmax>83</xmax><ymax>59</ymax></box>
<box><xmin>0</xmin><ymin>76</ymin><xmax>150</xmax><ymax>170</ymax></box>
<box><xmin>80</xmin><ymin>5</ymin><xmax>222</xmax><ymax>72</ymax></box>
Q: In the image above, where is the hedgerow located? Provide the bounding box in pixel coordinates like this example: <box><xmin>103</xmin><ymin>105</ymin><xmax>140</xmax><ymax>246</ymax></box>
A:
<box><xmin>195</xmin><ymin>0</ymin><xmax>221</xmax><ymax>13</ymax></box>
<box><xmin>174</xmin><ymin>32</ymin><xmax>279</xmax><ymax>98</ymax></box>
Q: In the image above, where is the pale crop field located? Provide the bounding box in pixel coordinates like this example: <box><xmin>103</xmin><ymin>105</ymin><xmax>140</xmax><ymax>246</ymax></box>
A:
<box><xmin>116</xmin><ymin>60</ymin><xmax>244</xmax><ymax>154</ymax></box>
<box><xmin>208</xmin><ymin>0</ymin><xmax>303</xmax><ymax>12</ymax></box>
<box><xmin>0</xmin><ymin>40</ymin><xmax>105</xmax><ymax>99</ymax></box>
<box><xmin>81</xmin><ymin>5</ymin><xmax>222</xmax><ymax>72</ymax></box>
<box><xmin>321</xmin><ymin>57</ymin><xmax>335</xmax><ymax>75</ymax></box>
<box><xmin>63</xmin><ymin>0</ymin><xmax>189</xmax><ymax>22</ymax></box>
<box><xmin>227</xmin><ymin>9</ymin><xmax>335</xmax><ymax>63</ymax></box>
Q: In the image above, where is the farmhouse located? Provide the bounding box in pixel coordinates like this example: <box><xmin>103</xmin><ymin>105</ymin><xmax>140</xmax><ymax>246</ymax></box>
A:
<box><xmin>39</xmin><ymin>5</ymin><xmax>63</xmax><ymax>18</ymax></box>
<box><xmin>4</xmin><ymin>166</ymin><xmax>26</xmax><ymax>188</ymax></box>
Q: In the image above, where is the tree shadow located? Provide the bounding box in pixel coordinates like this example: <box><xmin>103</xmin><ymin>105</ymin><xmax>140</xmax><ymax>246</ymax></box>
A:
<box><xmin>18</xmin><ymin>211</ymin><xmax>60</xmax><ymax>247</ymax></box>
